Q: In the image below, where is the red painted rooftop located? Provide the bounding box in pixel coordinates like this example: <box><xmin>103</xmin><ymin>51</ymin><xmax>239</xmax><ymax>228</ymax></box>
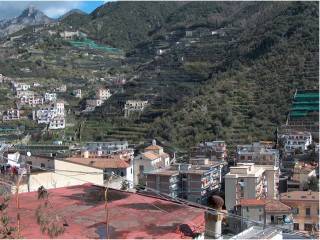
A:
<box><xmin>6</xmin><ymin>184</ymin><xmax>205</xmax><ymax>239</ymax></box>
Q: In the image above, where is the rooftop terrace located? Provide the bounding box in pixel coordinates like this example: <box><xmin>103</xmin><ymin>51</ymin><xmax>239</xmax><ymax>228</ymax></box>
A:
<box><xmin>6</xmin><ymin>184</ymin><xmax>205</xmax><ymax>239</ymax></box>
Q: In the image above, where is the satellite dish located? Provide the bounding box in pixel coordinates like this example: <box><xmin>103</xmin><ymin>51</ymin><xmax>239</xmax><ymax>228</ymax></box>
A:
<box><xmin>27</xmin><ymin>152</ymin><xmax>31</xmax><ymax>157</ymax></box>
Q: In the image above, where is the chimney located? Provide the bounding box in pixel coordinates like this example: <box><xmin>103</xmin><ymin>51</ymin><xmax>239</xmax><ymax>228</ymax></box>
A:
<box><xmin>152</xmin><ymin>139</ymin><xmax>156</xmax><ymax>146</ymax></box>
<box><xmin>205</xmin><ymin>196</ymin><xmax>224</xmax><ymax>239</ymax></box>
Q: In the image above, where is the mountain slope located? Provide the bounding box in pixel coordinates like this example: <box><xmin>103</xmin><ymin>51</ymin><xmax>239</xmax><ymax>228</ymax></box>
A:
<box><xmin>72</xmin><ymin>1</ymin><xmax>181</xmax><ymax>50</ymax></box>
<box><xmin>0</xmin><ymin>6</ymin><xmax>52</xmax><ymax>37</ymax></box>
<box><xmin>146</xmin><ymin>1</ymin><xmax>319</xmax><ymax>149</ymax></box>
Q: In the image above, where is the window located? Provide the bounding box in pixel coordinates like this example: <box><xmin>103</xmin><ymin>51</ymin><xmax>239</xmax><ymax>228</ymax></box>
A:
<box><xmin>131</xmin><ymin>168</ymin><xmax>133</xmax><ymax>174</ymax></box>
<box><xmin>259</xmin><ymin>215</ymin><xmax>262</xmax><ymax>221</ymax></box>
<box><xmin>293</xmin><ymin>207</ymin><xmax>299</xmax><ymax>215</ymax></box>
<box><xmin>248</xmin><ymin>156</ymin><xmax>252</xmax><ymax>160</ymax></box>
<box><xmin>246</xmin><ymin>207</ymin><xmax>249</xmax><ymax>212</ymax></box>
<box><xmin>306</xmin><ymin>208</ymin><xmax>311</xmax><ymax>216</ymax></box>
<box><xmin>294</xmin><ymin>223</ymin><xmax>299</xmax><ymax>230</ymax></box>
<box><xmin>120</xmin><ymin>171</ymin><xmax>124</xmax><ymax>177</ymax></box>
<box><xmin>240</xmin><ymin>156</ymin><xmax>245</xmax><ymax>160</ymax></box>
<box><xmin>40</xmin><ymin>163</ymin><xmax>45</xmax><ymax>168</ymax></box>
<box><xmin>139</xmin><ymin>165</ymin><xmax>144</xmax><ymax>173</ymax></box>
<box><xmin>271</xmin><ymin>215</ymin><xmax>274</xmax><ymax>224</ymax></box>
<box><xmin>304</xmin><ymin>223</ymin><xmax>313</xmax><ymax>231</ymax></box>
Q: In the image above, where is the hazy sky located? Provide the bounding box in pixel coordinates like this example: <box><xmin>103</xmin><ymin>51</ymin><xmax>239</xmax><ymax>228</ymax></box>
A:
<box><xmin>0</xmin><ymin>1</ymin><xmax>106</xmax><ymax>19</ymax></box>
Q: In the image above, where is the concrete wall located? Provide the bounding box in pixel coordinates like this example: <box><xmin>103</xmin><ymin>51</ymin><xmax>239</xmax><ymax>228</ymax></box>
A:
<box><xmin>225</xmin><ymin>177</ymin><xmax>237</xmax><ymax>210</ymax></box>
<box><xmin>18</xmin><ymin>159</ymin><xmax>104</xmax><ymax>193</ymax></box>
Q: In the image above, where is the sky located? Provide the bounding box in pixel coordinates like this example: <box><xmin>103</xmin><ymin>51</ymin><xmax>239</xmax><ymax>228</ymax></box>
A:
<box><xmin>0</xmin><ymin>1</ymin><xmax>106</xmax><ymax>19</ymax></box>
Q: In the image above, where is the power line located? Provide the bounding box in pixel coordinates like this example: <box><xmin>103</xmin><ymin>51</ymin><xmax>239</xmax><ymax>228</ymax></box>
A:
<box><xmin>0</xmin><ymin>159</ymin><xmax>313</xmax><ymax>238</ymax></box>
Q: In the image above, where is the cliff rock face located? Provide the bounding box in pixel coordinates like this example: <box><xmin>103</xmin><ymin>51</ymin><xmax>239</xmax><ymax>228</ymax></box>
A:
<box><xmin>0</xmin><ymin>6</ymin><xmax>52</xmax><ymax>37</ymax></box>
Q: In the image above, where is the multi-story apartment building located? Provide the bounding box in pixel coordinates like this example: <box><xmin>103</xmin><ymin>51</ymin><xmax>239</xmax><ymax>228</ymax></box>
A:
<box><xmin>96</xmin><ymin>88</ymin><xmax>111</xmax><ymax>101</ymax></box>
<box><xmin>19</xmin><ymin>96</ymin><xmax>44</xmax><ymax>106</ymax></box>
<box><xmin>2</xmin><ymin>109</ymin><xmax>20</xmax><ymax>121</ymax></box>
<box><xmin>49</xmin><ymin>116</ymin><xmax>65</xmax><ymax>129</ymax></box>
<box><xmin>280</xmin><ymin>191</ymin><xmax>319</xmax><ymax>234</ymax></box>
<box><xmin>191</xmin><ymin>141</ymin><xmax>227</xmax><ymax>161</ymax></box>
<box><xmin>81</xmin><ymin>141</ymin><xmax>133</xmax><ymax>158</ymax></box>
<box><xmin>145</xmin><ymin>160</ymin><xmax>223</xmax><ymax>204</ymax></box>
<box><xmin>224</xmin><ymin>163</ymin><xmax>279</xmax><ymax>210</ymax></box>
<box><xmin>278</xmin><ymin>130</ymin><xmax>312</xmax><ymax>153</ymax></box>
<box><xmin>16</xmin><ymin>90</ymin><xmax>34</xmax><ymax>98</ymax></box>
<box><xmin>236</xmin><ymin>142</ymin><xmax>279</xmax><ymax>167</ymax></box>
<box><xmin>33</xmin><ymin>101</ymin><xmax>65</xmax><ymax>129</ymax></box>
<box><xmin>124</xmin><ymin>100</ymin><xmax>148</xmax><ymax>117</ymax></box>
<box><xmin>145</xmin><ymin>169</ymin><xmax>180</xmax><ymax>198</ymax></box>
<box><xmin>44</xmin><ymin>92</ymin><xmax>57</xmax><ymax>102</ymax></box>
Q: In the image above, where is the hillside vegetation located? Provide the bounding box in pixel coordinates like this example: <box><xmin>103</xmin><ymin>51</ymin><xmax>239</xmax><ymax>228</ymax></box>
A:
<box><xmin>89</xmin><ymin>1</ymin><xmax>318</xmax><ymax>150</ymax></box>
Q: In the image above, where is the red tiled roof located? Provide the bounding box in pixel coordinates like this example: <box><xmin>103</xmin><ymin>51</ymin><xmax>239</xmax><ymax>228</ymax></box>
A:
<box><xmin>65</xmin><ymin>156</ymin><xmax>130</xmax><ymax>169</ymax></box>
<box><xmin>265</xmin><ymin>199</ymin><xmax>291</xmax><ymax>213</ymax></box>
<box><xmin>239</xmin><ymin>199</ymin><xmax>266</xmax><ymax>206</ymax></box>
<box><xmin>280</xmin><ymin>191</ymin><xmax>319</xmax><ymax>201</ymax></box>
<box><xmin>142</xmin><ymin>151</ymin><xmax>160</xmax><ymax>161</ymax></box>
<box><xmin>145</xmin><ymin>145</ymin><xmax>162</xmax><ymax>151</ymax></box>
<box><xmin>6</xmin><ymin>184</ymin><xmax>205</xmax><ymax>239</ymax></box>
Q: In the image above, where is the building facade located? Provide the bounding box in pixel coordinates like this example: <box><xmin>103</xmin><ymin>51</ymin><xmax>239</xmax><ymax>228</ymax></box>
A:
<box><xmin>225</xmin><ymin>163</ymin><xmax>279</xmax><ymax>210</ymax></box>
<box><xmin>280</xmin><ymin>191</ymin><xmax>319</xmax><ymax>234</ymax></box>
<box><xmin>236</xmin><ymin>142</ymin><xmax>279</xmax><ymax>167</ymax></box>
<box><xmin>191</xmin><ymin>141</ymin><xmax>227</xmax><ymax>162</ymax></box>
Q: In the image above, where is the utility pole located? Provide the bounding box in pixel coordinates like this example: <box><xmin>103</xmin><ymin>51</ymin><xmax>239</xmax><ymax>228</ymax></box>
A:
<box><xmin>104</xmin><ymin>174</ymin><xmax>113</xmax><ymax>240</ymax></box>
<box><xmin>15</xmin><ymin>172</ymin><xmax>24</xmax><ymax>238</ymax></box>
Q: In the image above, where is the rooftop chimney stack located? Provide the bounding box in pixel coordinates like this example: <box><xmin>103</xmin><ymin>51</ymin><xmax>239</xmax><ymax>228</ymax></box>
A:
<box><xmin>205</xmin><ymin>195</ymin><xmax>224</xmax><ymax>239</ymax></box>
<box><xmin>152</xmin><ymin>139</ymin><xmax>156</xmax><ymax>146</ymax></box>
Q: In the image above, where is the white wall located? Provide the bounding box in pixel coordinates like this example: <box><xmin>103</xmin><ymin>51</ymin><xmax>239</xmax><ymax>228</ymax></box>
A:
<box><xmin>18</xmin><ymin>159</ymin><xmax>104</xmax><ymax>193</ymax></box>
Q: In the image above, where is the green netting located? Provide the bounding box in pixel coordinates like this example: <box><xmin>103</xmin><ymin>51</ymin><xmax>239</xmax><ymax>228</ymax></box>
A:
<box><xmin>291</xmin><ymin>106</ymin><xmax>319</xmax><ymax>111</ymax></box>
<box><xmin>69</xmin><ymin>38</ymin><xmax>122</xmax><ymax>53</ymax></box>
<box><xmin>290</xmin><ymin>111</ymin><xmax>308</xmax><ymax>117</ymax></box>
<box><xmin>295</xmin><ymin>92</ymin><xmax>319</xmax><ymax>99</ymax></box>
<box><xmin>293</xmin><ymin>101</ymin><xmax>319</xmax><ymax>105</ymax></box>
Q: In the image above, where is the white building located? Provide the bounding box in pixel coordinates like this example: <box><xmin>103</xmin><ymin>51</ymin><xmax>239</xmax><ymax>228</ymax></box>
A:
<box><xmin>59</xmin><ymin>30</ymin><xmax>85</xmax><ymax>40</ymax></box>
<box><xmin>224</xmin><ymin>163</ymin><xmax>279</xmax><ymax>210</ymax></box>
<box><xmin>73</xmin><ymin>89</ymin><xmax>82</xmax><ymax>98</ymax></box>
<box><xmin>81</xmin><ymin>141</ymin><xmax>133</xmax><ymax>158</ymax></box>
<box><xmin>49</xmin><ymin>116</ymin><xmax>65</xmax><ymax>130</ymax></box>
<box><xmin>2</xmin><ymin>109</ymin><xmax>20</xmax><ymax>121</ymax></box>
<box><xmin>278</xmin><ymin>131</ymin><xmax>312</xmax><ymax>153</ymax></box>
<box><xmin>13</xmin><ymin>82</ymin><xmax>30</xmax><ymax>92</ymax></box>
<box><xmin>133</xmin><ymin>140</ymin><xmax>170</xmax><ymax>185</ymax></box>
<box><xmin>16</xmin><ymin>90</ymin><xmax>34</xmax><ymax>98</ymax></box>
<box><xmin>56</xmin><ymin>84</ymin><xmax>67</xmax><ymax>93</ymax></box>
<box><xmin>65</xmin><ymin>154</ymin><xmax>134</xmax><ymax>189</ymax></box>
<box><xmin>124</xmin><ymin>100</ymin><xmax>148</xmax><ymax>117</ymax></box>
<box><xmin>34</xmin><ymin>101</ymin><xmax>65</xmax><ymax>129</ymax></box>
<box><xmin>96</xmin><ymin>88</ymin><xmax>111</xmax><ymax>101</ymax></box>
<box><xmin>19</xmin><ymin>96</ymin><xmax>44</xmax><ymax>106</ymax></box>
<box><xmin>44</xmin><ymin>92</ymin><xmax>57</xmax><ymax>102</ymax></box>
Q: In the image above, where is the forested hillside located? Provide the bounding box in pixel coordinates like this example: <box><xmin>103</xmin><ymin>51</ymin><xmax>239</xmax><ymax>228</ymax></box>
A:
<box><xmin>85</xmin><ymin>2</ymin><xmax>319</xmax><ymax>149</ymax></box>
<box><xmin>32</xmin><ymin>1</ymin><xmax>319</xmax><ymax>150</ymax></box>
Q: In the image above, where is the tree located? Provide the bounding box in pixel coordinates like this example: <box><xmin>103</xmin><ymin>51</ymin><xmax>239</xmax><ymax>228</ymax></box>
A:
<box><xmin>0</xmin><ymin>194</ymin><xmax>17</xmax><ymax>238</ymax></box>
<box><xmin>304</xmin><ymin>176</ymin><xmax>319</xmax><ymax>192</ymax></box>
<box><xmin>35</xmin><ymin>186</ymin><xmax>66</xmax><ymax>238</ymax></box>
<box><xmin>120</xmin><ymin>180</ymin><xmax>130</xmax><ymax>190</ymax></box>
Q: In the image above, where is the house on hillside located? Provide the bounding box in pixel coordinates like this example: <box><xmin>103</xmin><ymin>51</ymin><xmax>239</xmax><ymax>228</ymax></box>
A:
<box><xmin>124</xmin><ymin>100</ymin><xmax>148</xmax><ymax>117</ymax></box>
<box><xmin>133</xmin><ymin>140</ymin><xmax>170</xmax><ymax>185</ymax></box>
